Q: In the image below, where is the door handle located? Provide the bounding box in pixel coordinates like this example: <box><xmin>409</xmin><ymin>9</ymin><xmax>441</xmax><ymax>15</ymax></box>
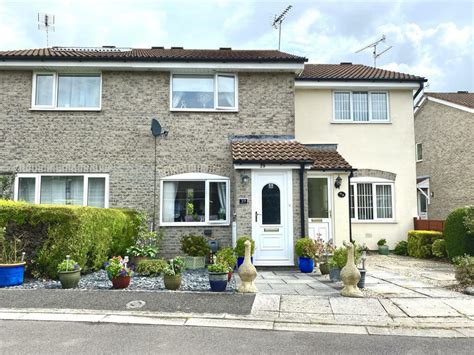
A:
<box><xmin>255</xmin><ymin>211</ymin><xmax>261</xmax><ymax>222</ymax></box>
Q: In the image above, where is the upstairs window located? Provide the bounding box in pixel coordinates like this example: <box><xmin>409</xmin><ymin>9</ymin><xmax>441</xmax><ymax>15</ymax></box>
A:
<box><xmin>171</xmin><ymin>74</ymin><xmax>237</xmax><ymax>111</ymax></box>
<box><xmin>32</xmin><ymin>73</ymin><xmax>101</xmax><ymax>110</ymax></box>
<box><xmin>334</xmin><ymin>91</ymin><xmax>389</xmax><ymax>122</ymax></box>
<box><xmin>416</xmin><ymin>143</ymin><xmax>423</xmax><ymax>162</ymax></box>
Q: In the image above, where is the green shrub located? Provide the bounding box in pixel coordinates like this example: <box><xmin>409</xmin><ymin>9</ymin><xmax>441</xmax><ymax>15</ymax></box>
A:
<box><xmin>328</xmin><ymin>245</ymin><xmax>361</xmax><ymax>269</ymax></box>
<box><xmin>180</xmin><ymin>235</ymin><xmax>210</xmax><ymax>257</ymax></box>
<box><xmin>432</xmin><ymin>239</ymin><xmax>447</xmax><ymax>258</ymax></box>
<box><xmin>464</xmin><ymin>206</ymin><xmax>474</xmax><ymax>235</ymax></box>
<box><xmin>393</xmin><ymin>241</ymin><xmax>408</xmax><ymax>256</ymax></box>
<box><xmin>235</xmin><ymin>236</ymin><xmax>255</xmax><ymax>257</ymax></box>
<box><xmin>445</xmin><ymin>207</ymin><xmax>474</xmax><ymax>259</ymax></box>
<box><xmin>0</xmin><ymin>200</ymin><xmax>140</xmax><ymax>278</ymax></box>
<box><xmin>377</xmin><ymin>238</ymin><xmax>387</xmax><ymax>246</ymax></box>
<box><xmin>407</xmin><ymin>230</ymin><xmax>443</xmax><ymax>258</ymax></box>
<box><xmin>216</xmin><ymin>247</ymin><xmax>237</xmax><ymax>269</ymax></box>
<box><xmin>208</xmin><ymin>263</ymin><xmax>229</xmax><ymax>273</ymax></box>
<box><xmin>452</xmin><ymin>255</ymin><xmax>474</xmax><ymax>287</ymax></box>
<box><xmin>295</xmin><ymin>238</ymin><xmax>318</xmax><ymax>259</ymax></box>
<box><xmin>135</xmin><ymin>259</ymin><xmax>167</xmax><ymax>276</ymax></box>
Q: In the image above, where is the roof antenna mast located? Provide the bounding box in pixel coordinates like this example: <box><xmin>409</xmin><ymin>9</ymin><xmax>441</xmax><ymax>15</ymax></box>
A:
<box><xmin>272</xmin><ymin>5</ymin><xmax>292</xmax><ymax>51</ymax></box>
<box><xmin>356</xmin><ymin>35</ymin><xmax>392</xmax><ymax>67</ymax></box>
<box><xmin>38</xmin><ymin>13</ymin><xmax>55</xmax><ymax>47</ymax></box>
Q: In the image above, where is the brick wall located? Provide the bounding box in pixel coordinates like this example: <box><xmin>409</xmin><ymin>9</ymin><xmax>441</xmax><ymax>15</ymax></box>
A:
<box><xmin>0</xmin><ymin>70</ymin><xmax>296</xmax><ymax>257</ymax></box>
<box><xmin>415</xmin><ymin>100</ymin><xmax>474</xmax><ymax>219</ymax></box>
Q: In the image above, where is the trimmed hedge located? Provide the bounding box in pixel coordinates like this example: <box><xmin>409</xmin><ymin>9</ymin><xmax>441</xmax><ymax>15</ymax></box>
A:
<box><xmin>407</xmin><ymin>230</ymin><xmax>443</xmax><ymax>259</ymax></box>
<box><xmin>445</xmin><ymin>207</ymin><xmax>474</xmax><ymax>259</ymax></box>
<box><xmin>0</xmin><ymin>200</ymin><xmax>140</xmax><ymax>278</ymax></box>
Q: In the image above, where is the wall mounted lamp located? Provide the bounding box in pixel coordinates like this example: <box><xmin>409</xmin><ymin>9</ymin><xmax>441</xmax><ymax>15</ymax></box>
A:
<box><xmin>334</xmin><ymin>175</ymin><xmax>342</xmax><ymax>189</ymax></box>
<box><xmin>241</xmin><ymin>175</ymin><xmax>250</xmax><ymax>184</ymax></box>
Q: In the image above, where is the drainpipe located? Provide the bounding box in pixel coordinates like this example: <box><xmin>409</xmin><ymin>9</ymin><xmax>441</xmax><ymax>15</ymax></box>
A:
<box><xmin>348</xmin><ymin>169</ymin><xmax>354</xmax><ymax>243</ymax></box>
<box><xmin>413</xmin><ymin>80</ymin><xmax>425</xmax><ymax>107</ymax></box>
<box><xmin>299</xmin><ymin>164</ymin><xmax>305</xmax><ymax>237</ymax></box>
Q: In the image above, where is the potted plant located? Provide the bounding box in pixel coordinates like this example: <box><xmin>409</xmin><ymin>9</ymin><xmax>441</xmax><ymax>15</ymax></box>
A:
<box><xmin>377</xmin><ymin>238</ymin><xmax>389</xmax><ymax>255</ymax></box>
<box><xmin>357</xmin><ymin>244</ymin><xmax>368</xmax><ymax>288</ymax></box>
<box><xmin>163</xmin><ymin>257</ymin><xmax>185</xmax><ymax>290</ymax></box>
<box><xmin>126</xmin><ymin>213</ymin><xmax>163</xmax><ymax>266</ymax></box>
<box><xmin>235</xmin><ymin>236</ymin><xmax>255</xmax><ymax>268</ymax></box>
<box><xmin>180</xmin><ymin>235</ymin><xmax>210</xmax><ymax>269</ymax></box>
<box><xmin>295</xmin><ymin>238</ymin><xmax>318</xmax><ymax>273</ymax></box>
<box><xmin>105</xmin><ymin>256</ymin><xmax>133</xmax><ymax>289</ymax></box>
<box><xmin>208</xmin><ymin>263</ymin><xmax>229</xmax><ymax>292</ymax></box>
<box><xmin>329</xmin><ymin>245</ymin><xmax>362</xmax><ymax>282</ymax></box>
<box><xmin>319</xmin><ymin>241</ymin><xmax>334</xmax><ymax>275</ymax></box>
<box><xmin>57</xmin><ymin>255</ymin><xmax>81</xmax><ymax>289</ymax></box>
<box><xmin>216</xmin><ymin>247</ymin><xmax>237</xmax><ymax>281</ymax></box>
<box><xmin>0</xmin><ymin>227</ymin><xmax>26</xmax><ymax>287</ymax></box>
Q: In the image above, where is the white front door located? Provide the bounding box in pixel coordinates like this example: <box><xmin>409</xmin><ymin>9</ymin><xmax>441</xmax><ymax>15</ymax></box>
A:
<box><xmin>307</xmin><ymin>177</ymin><xmax>333</xmax><ymax>243</ymax></box>
<box><xmin>252</xmin><ymin>170</ymin><xmax>293</xmax><ymax>266</ymax></box>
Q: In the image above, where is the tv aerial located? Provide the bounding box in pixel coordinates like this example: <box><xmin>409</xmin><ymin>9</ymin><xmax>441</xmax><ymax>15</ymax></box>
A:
<box><xmin>356</xmin><ymin>35</ymin><xmax>392</xmax><ymax>67</ymax></box>
<box><xmin>38</xmin><ymin>13</ymin><xmax>55</xmax><ymax>47</ymax></box>
<box><xmin>272</xmin><ymin>5</ymin><xmax>292</xmax><ymax>51</ymax></box>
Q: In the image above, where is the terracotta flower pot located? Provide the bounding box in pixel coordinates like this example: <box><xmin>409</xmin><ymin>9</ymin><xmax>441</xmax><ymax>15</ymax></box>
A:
<box><xmin>111</xmin><ymin>276</ymin><xmax>131</xmax><ymax>289</ymax></box>
<box><xmin>164</xmin><ymin>274</ymin><xmax>182</xmax><ymax>290</ymax></box>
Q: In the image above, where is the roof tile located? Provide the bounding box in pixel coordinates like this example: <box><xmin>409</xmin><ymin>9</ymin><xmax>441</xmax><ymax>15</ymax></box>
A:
<box><xmin>425</xmin><ymin>92</ymin><xmax>474</xmax><ymax>109</ymax></box>
<box><xmin>0</xmin><ymin>47</ymin><xmax>307</xmax><ymax>63</ymax></box>
<box><xmin>298</xmin><ymin>64</ymin><xmax>425</xmax><ymax>82</ymax></box>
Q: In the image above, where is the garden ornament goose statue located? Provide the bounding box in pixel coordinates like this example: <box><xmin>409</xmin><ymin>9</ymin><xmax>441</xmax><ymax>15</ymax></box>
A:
<box><xmin>238</xmin><ymin>240</ymin><xmax>257</xmax><ymax>293</ymax></box>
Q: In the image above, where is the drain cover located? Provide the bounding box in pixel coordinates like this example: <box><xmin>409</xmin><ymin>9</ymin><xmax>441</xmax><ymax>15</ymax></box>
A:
<box><xmin>126</xmin><ymin>300</ymin><xmax>146</xmax><ymax>309</ymax></box>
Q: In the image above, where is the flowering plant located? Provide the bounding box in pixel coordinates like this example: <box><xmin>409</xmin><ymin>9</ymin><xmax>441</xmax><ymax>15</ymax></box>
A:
<box><xmin>163</xmin><ymin>257</ymin><xmax>185</xmax><ymax>276</ymax></box>
<box><xmin>104</xmin><ymin>256</ymin><xmax>132</xmax><ymax>278</ymax></box>
<box><xmin>57</xmin><ymin>258</ymin><xmax>81</xmax><ymax>272</ymax></box>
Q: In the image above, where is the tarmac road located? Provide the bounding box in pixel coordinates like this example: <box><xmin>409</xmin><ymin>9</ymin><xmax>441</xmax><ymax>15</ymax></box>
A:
<box><xmin>0</xmin><ymin>320</ymin><xmax>472</xmax><ymax>355</ymax></box>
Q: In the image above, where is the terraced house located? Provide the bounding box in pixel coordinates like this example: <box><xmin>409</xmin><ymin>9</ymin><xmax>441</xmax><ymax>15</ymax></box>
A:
<box><xmin>0</xmin><ymin>46</ymin><xmax>426</xmax><ymax>263</ymax></box>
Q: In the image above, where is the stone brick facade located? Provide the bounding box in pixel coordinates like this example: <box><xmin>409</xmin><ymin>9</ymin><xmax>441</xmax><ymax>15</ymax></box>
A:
<box><xmin>415</xmin><ymin>100</ymin><xmax>474</xmax><ymax>219</ymax></box>
<box><xmin>0</xmin><ymin>70</ymin><xmax>301</xmax><ymax>257</ymax></box>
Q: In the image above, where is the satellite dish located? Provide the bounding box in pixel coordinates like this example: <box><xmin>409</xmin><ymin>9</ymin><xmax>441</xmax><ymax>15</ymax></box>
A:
<box><xmin>151</xmin><ymin>118</ymin><xmax>162</xmax><ymax>137</ymax></box>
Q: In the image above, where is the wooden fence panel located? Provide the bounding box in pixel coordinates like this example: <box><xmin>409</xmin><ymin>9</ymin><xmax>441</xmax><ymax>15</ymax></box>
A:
<box><xmin>413</xmin><ymin>217</ymin><xmax>445</xmax><ymax>232</ymax></box>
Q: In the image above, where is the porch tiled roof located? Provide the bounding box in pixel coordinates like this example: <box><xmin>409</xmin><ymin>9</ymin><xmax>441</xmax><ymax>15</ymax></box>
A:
<box><xmin>231</xmin><ymin>139</ymin><xmax>313</xmax><ymax>164</ymax></box>
<box><xmin>306</xmin><ymin>147</ymin><xmax>352</xmax><ymax>170</ymax></box>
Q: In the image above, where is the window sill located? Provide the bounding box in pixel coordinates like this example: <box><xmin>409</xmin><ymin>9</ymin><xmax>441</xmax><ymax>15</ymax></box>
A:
<box><xmin>160</xmin><ymin>222</ymin><xmax>230</xmax><ymax>227</ymax></box>
<box><xmin>331</xmin><ymin>121</ymin><xmax>391</xmax><ymax>124</ymax></box>
<box><xmin>170</xmin><ymin>108</ymin><xmax>238</xmax><ymax>113</ymax></box>
<box><xmin>30</xmin><ymin>107</ymin><xmax>101</xmax><ymax>112</ymax></box>
<box><xmin>416</xmin><ymin>160</ymin><xmax>423</xmax><ymax>163</ymax></box>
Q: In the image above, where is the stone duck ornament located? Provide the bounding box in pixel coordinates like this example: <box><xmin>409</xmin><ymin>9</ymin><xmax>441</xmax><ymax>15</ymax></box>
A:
<box><xmin>238</xmin><ymin>240</ymin><xmax>257</xmax><ymax>293</ymax></box>
<box><xmin>340</xmin><ymin>242</ymin><xmax>364</xmax><ymax>298</ymax></box>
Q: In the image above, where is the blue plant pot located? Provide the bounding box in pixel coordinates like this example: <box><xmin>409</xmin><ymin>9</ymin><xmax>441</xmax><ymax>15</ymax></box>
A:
<box><xmin>237</xmin><ymin>256</ymin><xmax>253</xmax><ymax>269</ymax></box>
<box><xmin>298</xmin><ymin>257</ymin><xmax>315</xmax><ymax>273</ymax></box>
<box><xmin>0</xmin><ymin>263</ymin><xmax>26</xmax><ymax>287</ymax></box>
<box><xmin>209</xmin><ymin>272</ymin><xmax>228</xmax><ymax>292</ymax></box>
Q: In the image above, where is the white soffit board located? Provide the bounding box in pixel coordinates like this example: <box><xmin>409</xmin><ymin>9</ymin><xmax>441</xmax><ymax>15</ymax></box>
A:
<box><xmin>295</xmin><ymin>81</ymin><xmax>420</xmax><ymax>90</ymax></box>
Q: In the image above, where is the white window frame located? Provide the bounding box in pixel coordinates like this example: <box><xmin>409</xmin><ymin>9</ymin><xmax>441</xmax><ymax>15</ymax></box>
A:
<box><xmin>416</xmin><ymin>143</ymin><xmax>423</xmax><ymax>162</ymax></box>
<box><xmin>332</xmin><ymin>91</ymin><xmax>390</xmax><ymax>123</ymax></box>
<box><xmin>350</xmin><ymin>177</ymin><xmax>395</xmax><ymax>223</ymax></box>
<box><xmin>14</xmin><ymin>173</ymin><xmax>109</xmax><ymax>208</ymax></box>
<box><xmin>160</xmin><ymin>173</ymin><xmax>230</xmax><ymax>226</ymax></box>
<box><xmin>169</xmin><ymin>73</ymin><xmax>238</xmax><ymax>112</ymax></box>
<box><xmin>31</xmin><ymin>72</ymin><xmax>102</xmax><ymax>111</ymax></box>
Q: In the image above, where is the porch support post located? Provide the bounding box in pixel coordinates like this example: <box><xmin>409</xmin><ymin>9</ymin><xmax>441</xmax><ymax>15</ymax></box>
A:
<box><xmin>299</xmin><ymin>164</ymin><xmax>305</xmax><ymax>237</ymax></box>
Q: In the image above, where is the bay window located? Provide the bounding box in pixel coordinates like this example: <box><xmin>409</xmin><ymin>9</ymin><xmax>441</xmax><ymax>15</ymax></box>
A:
<box><xmin>32</xmin><ymin>72</ymin><xmax>101</xmax><ymax>110</ymax></box>
<box><xmin>350</xmin><ymin>179</ymin><xmax>394</xmax><ymax>221</ymax></box>
<box><xmin>15</xmin><ymin>174</ymin><xmax>108</xmax><ymax>208</ymax></box>
<box><xmin>161</xmin><ymin>173</ymin><xmax>230</xmax><ymax>225</ymax></box>
<box><xmin>171</xmin><ymin>74</ymin><xmax>237</xmax><ymax>111</ymax></box>
<box><xmin>333</xmin><ymin>91</ymin><xmax>389</xmax><ymax>122</ymax></box>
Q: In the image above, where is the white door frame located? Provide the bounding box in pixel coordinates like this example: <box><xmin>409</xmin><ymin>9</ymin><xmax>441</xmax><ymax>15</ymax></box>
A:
<box><xmin>307</xmin><ymin>175</ymin><xmax>333</xmax><ymax>243</ymax></box>
<box><xmin>251</xmin><ymin>169</ymin><xmax>294</xmax><ymax>266</ymax></box>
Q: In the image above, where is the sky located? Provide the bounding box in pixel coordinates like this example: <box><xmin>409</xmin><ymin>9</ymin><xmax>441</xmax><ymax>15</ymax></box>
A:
<box><xmin>0</xmin><ymin>0</ymin><xmax>472</xmax><ymax>92</ymax></box>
